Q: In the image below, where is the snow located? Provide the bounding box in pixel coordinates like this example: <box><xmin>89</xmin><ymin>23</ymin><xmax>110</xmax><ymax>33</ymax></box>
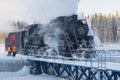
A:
<box><xmin>26</xmin><ymin>40</ymin><xmax>120</xmax><ymax>71</ymax></box>
<box><xmin>95</xmin><ymin>43</ymin><xmax>120</xmax><ymax>50</ymax></box>
<box><xmin>1</xmin><ymin>75</ymin><xmax>64</xmax><ymax>80</ymax></box>
<box><xmin>94</xmin><ymin>36</ymin><xmax>101</xmax><ymax>47</ymax></box>
<box><xmin>0</xmin><ymin>44</ymin><xmax>65</xmax><ymax>80</ymax></box>
<box><xmin>28</xmin><ymin>55</ymin><xmax>120</xmax><ymax>71</ymax></box>
<box><xmin>86</xmin><ymin>19</ymin><xmax>94</xmax><ymax>36</ymax></box>
<box><xmin>0</xmin><ymin>44</ymin><xmax>5</xmax><ymax>54</ymax></box>
<box><xmin>0</xmin><ymin>66</ymin><xmax>64</xmax><ymax>80</ymax></box>
<box><xmin>93</xmin><ymin>36</ymin><xmax>120</xmax><ymax>50</ymax></box>
<box><xmin>0</xmin><ymin>43</ymin><xmax>120</xmax><ymax>79</ymax></box>
<box><xmin>0</xmin><ymin>44</ymin><xmax>27</xmax><ymax>59</ymax></box>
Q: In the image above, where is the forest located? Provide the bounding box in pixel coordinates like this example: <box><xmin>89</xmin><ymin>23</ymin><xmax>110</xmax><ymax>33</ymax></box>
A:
<box><xmin>90</xmin><ymin>11</ymin><xmax>120</xmax><ymax>43</ymax></box>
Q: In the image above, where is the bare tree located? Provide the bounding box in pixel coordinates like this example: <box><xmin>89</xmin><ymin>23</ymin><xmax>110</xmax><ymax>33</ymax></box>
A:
<box><xmin>11</xmin><ymin>21</ymin><xmax>28</xmax><ymax>31</ymax></box>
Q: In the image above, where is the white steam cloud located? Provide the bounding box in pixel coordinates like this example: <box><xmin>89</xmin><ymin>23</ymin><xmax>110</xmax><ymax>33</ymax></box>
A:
<box><xmin>36</xmin><ymin>23</ymin><xmax>63</xmax><ymax>56</ymax></box>
<box><xmin>0</xmin><ymin>0</ymin><xmax>79</xmax><ymax>32</ymax></box>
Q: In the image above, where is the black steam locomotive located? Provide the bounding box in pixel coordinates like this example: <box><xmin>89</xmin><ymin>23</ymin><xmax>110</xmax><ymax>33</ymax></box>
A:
<box><xmin>5</xmin><ymin>15</ymin><xmax>94</xmax><ymax>58</ymax></box>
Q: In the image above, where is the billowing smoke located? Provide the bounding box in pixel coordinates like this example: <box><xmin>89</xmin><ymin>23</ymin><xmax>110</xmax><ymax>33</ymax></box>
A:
<box><xmin>24</xmin><ymin>0</ymin><xmax>79</xmax><ymax>23</ymax></box>
<box><xmin>0</xmin><ymin>0</ymin><xmax>79</xmax><ymax>32</ymax></box>
<box><xmin>37</xmin><ymin>23</ymin><xmax>63</xmax><ymax>56</ymax></box>
<box><xmin>44</xmin><ymin>29</ymin><xmax>61</xmax><ymax>56</ymax></box>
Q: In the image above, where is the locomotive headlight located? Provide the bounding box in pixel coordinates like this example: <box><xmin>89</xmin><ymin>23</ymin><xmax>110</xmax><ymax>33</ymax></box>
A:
<box><xmin>82</xmin><ymin>19</ymin><xmax>87</xmax><ymax>24</ymax></box>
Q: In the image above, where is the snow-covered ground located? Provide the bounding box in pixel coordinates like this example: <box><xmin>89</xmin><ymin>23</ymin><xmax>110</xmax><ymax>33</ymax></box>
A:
<box><xmin>0</xmin><ymin>66</ymin><xmax>64</xmax><ymax>80</ymax></box>
<box><xmin>0</xmin><ymin>44</ymin><xmax>65</xmax><ymax>80</ymax></box>
<box><xmin>94</xmin><ymin>36</ymin><xmax>120</xmax><ymax>50</ymax></box>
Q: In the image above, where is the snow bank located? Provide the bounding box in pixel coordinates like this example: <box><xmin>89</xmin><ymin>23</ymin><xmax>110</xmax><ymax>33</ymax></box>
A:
<box><xmin>93</xmin><ymin>36</ymin><xmax>120</xmax><ymax>50</ymax></box>
<box><xmin>86</xmin><ymin>19</ymin><xmax>94</xmax><ymax>36</ymax></box>
<box><xmin>0</xmin><ymin>66</ymin><xmax>65</xmax><ymax>80</ymax></box>
<box><xmin>94</xmin><ymin>36</ymin><xmax>101</xmax><ymax>47</ymax></box>
<box><xmin>0</xmin><ymin>66</ymin><xmax>30</xmax><ymax>78</ymax></box>
<box><xmin>0</xmin><ymin>51</ymin><xmax>28</xmax><ymax>72</ymax></box>
<box><xmin>95</xmin><ymin>43</ymin><xmax>120</xmax><ymax>50</ymax></box>
<box><xmin>0</xmin><ymin>58</ymin><xmax>28</xmax><ymax>72</ymax></box>
<box><xmin>0</xmin><ymin>44</ymin><xmax>28</xmax><ymax>72</ymax></box>
<box><xmin>0</xmin><ymin>74</ymin><xmax>65</xmax><ymax>80</ymax></box>
<box><xmin>0</xmin><ymin>44</ymin><xmax>5</xmax><ymax>54</ymax></box>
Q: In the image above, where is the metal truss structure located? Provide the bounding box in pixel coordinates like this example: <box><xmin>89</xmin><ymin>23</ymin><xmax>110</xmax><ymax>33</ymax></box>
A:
<box><xmin>28</xmin><ymin>60</ymin><xmax>120</xmax><ymax>80</ymax></box>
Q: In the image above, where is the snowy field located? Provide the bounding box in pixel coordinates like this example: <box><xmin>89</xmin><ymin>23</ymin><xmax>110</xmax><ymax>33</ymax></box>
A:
<box><xmin>0</xmin><ymin>44</ymin><xmax>65</xmax><ymax>80</ymax></box>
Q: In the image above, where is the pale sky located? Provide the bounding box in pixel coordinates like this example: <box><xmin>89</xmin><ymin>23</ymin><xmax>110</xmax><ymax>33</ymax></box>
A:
<box><xmin>78</xmin><ymin>0</ymin><xmax>120</xmax><ymax>16</ymax></box>
<box><xmin>0</xmin><ymin>0</ymin><xmax>79</xmax><ymax>32</ymax></box>
<box><xmin>0</xmin><ymin>0</ymin><xmax>120</xmax><ymax>32</ymax></box>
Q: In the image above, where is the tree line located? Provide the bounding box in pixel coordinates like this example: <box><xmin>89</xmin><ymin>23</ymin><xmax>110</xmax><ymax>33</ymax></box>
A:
<box><xmin>0</xmin><ymin>21</ymin><xmax>28</xmax><ymax>43</ymax></box>
<box><xmin>89</xmin><ymin>11</ymin><xmax>120</xmax><ymax>43</ymax></box>
<box><xmin>0</xmin><ymin>33</ymin><xmax>8</xmax><ymax>43</ymax></box>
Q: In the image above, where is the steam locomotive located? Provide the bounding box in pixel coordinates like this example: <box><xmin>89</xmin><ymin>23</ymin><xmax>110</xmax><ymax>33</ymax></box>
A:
<box><xmin>5</xmin><ymin>15</ymin><xmax>94</xmax><ymax>58</ymax></box>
